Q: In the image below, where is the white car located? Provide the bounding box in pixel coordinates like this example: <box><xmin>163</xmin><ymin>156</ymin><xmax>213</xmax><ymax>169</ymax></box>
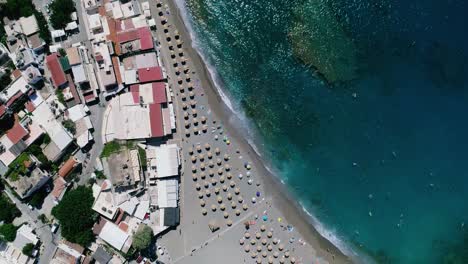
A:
<box><xmin>51</xmin><ymin>223</ymin><xmax>59</xmax><ymax>233</ymax></box>
<box><xmin>28</xmin><ymin>205</ymin><xmax>34</xmax><ymax>210</ymax></box>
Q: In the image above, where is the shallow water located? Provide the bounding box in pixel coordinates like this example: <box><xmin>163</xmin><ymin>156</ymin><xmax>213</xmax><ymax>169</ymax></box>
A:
<box><xmin>180</xmin><ymin>0</ymin><xmax>468</xmax><ymax>263</ymax></box>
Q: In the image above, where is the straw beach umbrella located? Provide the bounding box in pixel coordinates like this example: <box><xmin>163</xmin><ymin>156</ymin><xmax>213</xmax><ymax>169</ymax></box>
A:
<box><xmin>224</xmin><ymin>154</ymin><xmax>229</xmax><ymax>161</ymax></box>
<box><xmin>240</xmin><ymin>238</ymin><xmax>245</xmax><ymax>245</ymax></box>
<box><xmin>201</xmin><ymin>116</ymin><xmax>207</xmax><ymax>124</ymax></box>
<box><xmin>256</xmin><ymin>232</ymin><xmax>261</xmax><ymax>239</ymax></box>
<box><xmin>227</xmin><ymin>193</ymin><xmax>232</xmax><ymax>200</ymax></box>
<box><xmin>256</xmin><ymin>258</ymin><xmax>262</xmax><ymax>264</ymax></box>
<box><xmin>191</xmin><ymin>165</ymin><xmax>197</xmax><ymax>172</ymax></box>
<box><xmin>191</xmin><ymin>155</ymin><xmax>196</xmax><ymax>163</ymax></box>
<box><xmin>262</xmin><ymin>251</ymin><xmax>267</xmax><ymax>258</ymax></box>
<box><xmin>204</xmin><ymin>143</ymin><xmax>211</xmax><ymax>150</ymax></box>
<box><xmin>192</xmin><ymin>109</ymin><xmax>198</xmax><ymax>117</ymax></box>
<box><xmin>284</xmin><ymin>251</ymin><xmax>290</xmax><ymax>258</ymax></box>
<box><xmin>208</xmin><ymin>170</ymin><xmax>214</xmax><ymax>177</ymax></box>
<box><xmin>268</xmin><ymin>256</ymin><xmax>274</xmax><ymax>264</ymax></box>
<box><xmin>222</xmin><ymin>185</ymin><xmax>228</xmax><ymax>191</ymax></box>
<box><xmin>278</xmin><ymin>244</ymin><xmax>284</xmax><ymax>251</ymax></box>
<box><xmin>214</xmin><ymin>187</ymin><xmax>220</xmax><ymax>194</ymax></box>
<box><xmin>205</xmin><ymin>189</ymin><xmax>211</xmax><ymax>197</ymax></box>
<box><xmin>245</xmin><ymin>232</ymin><xmax>251</xmax><ymax>239</ymax></box>
<box><xmin>189</xmin><ymin>91</ymin><xmax>195</xmax><ymax>99</ymax></box>
<box><xmin>262</xmin><ymin>238</ymin><xmax>267</xmax><ymax>245</ymax></box>
<box><xmin>198</xmin><ymin>192</ymin><xmax>203</xmax><ymax>198</ymax></box>
<box><xmin>215</xmin><ymin>148</ymin><xmax>220</xmax><ymax>155</ymax></box>
<box><xmin>224</xmin><ymin>164</ymin><xmax>231</xmax><ymax>171</ymax></box>
<box><xmin>223</xmin><ymin>212</ymin><xmax>229</xmax><ymax>218</ymax></box>
<box><xmin>273</xmin><ymin>238</ymin><xmax>278</xmax><ymax>245</ymax></box>
<box><xmin>200</xmin><ymin>172</ymin><xmax>206</xmax><ymax>179</ymax></box>
<box><xmin>217</xmin><ymin>168</ymin><xmax>223</xmax><ymax>175</ymax></box>
<box><xmin>200</xmin><ymin>162</ymin><xmax>206</xmax><ymax>170</ymax></box>
<box><xmin>273</xmin><ymin>251</ymin><xmax>279</xmax><ymax>258</ymax></box>
<box><xmin>251</xmin><ymin>252</ymin><xmax>257</xmax><ymax>258</ymax></box>
<box><xmin>279</xmin><ymin>257</ymin><xmax>285</xmax><ymax>264</ymax></box>
<box><xmin>207</xmin><ymin>151</ymin><xmax>213</xmax><ymax>159</ymax></box>
<box><xmin>201</xmin><ymin>208</ymin><xmax>207</xmax><ymax>215</ymax></box>
<box><xmin>192</xmin><ymin>174</ymin><xmax>197</xmax><ymax>181</ymax></box>
<box><xmin>185</xmin><ymin>130</ymin><xmax>190</xmax><ymax>137</ymax></box>
<box><xmin>230</xmin><ymin>181</ymin><xmax>236</xmax><ymax>187</ymax></box>
<box><xmin>217</xmin><ymin>196</ymin><xmax>222</xmax><ymax>203</ymax></box>
<box><xmin>192</xmin><ymin>118</ymin><xmax>198</xmax><ymax>126</ymax></box>
<box><xmin>211</xmin><ymin>178</ymin><xmax>217</xmax><ymax>185</ymax></box>
<box><xmin>227</xmin><ymin>173</ymin><xmax>233</xmax><ymax>180</ymax></box>
<box><xmin>184</xmin><ymin>112</ymin><xmax>189</xmax><ymax>120</ymax></box>
<box><xmin>267</xmin><ymin>245</ymin><xmax>273</xmax><ymax>251</ymax></box>
<box><xmin>242</xmin><ymin>204</ymin><xmax>248</xmax><ymax>211</ymax></box>
<box><xmin>220</xmin><ymin>203</ymin><xmax>226</xmax><ymax>211</ymax></box>
<box><xmin>250</xmin><ymin>239</ymin><xmax>256</xmax><ymax>245</ymax></box>
<box><xmin>227</xmin><ymin>219</ymin><xmax>232</xmax><ymax>226</ymax></box>
<box><xmin>244</xmin><ymin>245</ymin><xmax>250</xmax><ymax>252</ymax></box>
<box><xmin>260</xmin><ymin>225</ymin><xmax>266</xmax><ymax>232</ymax></box>
<box><xmin>211</xmin><ymin>204</ymin><xmax>217</xmax><ymax>211</ymax></box>
<box><xmin>220</xmin><ymin>176</ymin><xmax>225</xmax><ymax>183</ymax></box>
<box><xmin>231</xmin><ymin>201</ymin><xmax>237</xmax><ymax>209</ymax></box>
<box><xmin>216</xmin><ymin>158</ymin><xmax>222</xmax><ymax>165</ymax></box>
<box><xmin>184</xmin><ymin>121</ymin><xmax>190</xmax><ymax>128</ymax></box>
<box><xmin>256</xmin><ymin>245</ymin><xmax>262</xmax><ymax>252</ymax></box>
<box><xmin>195</xmin><ymin>183</ymin><xmax>201</xmax><ymax>190</ymax></box>
<box><xmin>203</xmin><ymin>181</ymin><xmax>209</xmax><ymax>188</ymax></box>
<box><xmin>208</xmin><ymin>161</ymin><xmax>214</xmax><ymax>168</ymax></box>
<box><xmin>237</xmin><ymin>196</ymin><xmax>243</xmax><ymax>203</ymax></box>
<box><xmin>235</xmin><ymin>209</ymin><xmax>241</xmax><ymax>216</ymax></box>
<box><xmin>199</xmin><ymin>154</ymin><xmax>205</xmax><ymax>161</ymax></box>
<box><xmin>267</xmin><ymin>231</ymin><xmax>273</xmax><ymax>238</ymax></box>
<box><xmin>199</xmin><ymin>199</ymin><xmax>205</xmax><ymax>207</ymax></box>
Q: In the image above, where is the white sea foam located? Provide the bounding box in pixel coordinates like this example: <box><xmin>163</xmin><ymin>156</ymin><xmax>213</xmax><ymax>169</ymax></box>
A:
<box><xmin>173</xmin><ymin>1</ymin><xmax>367</xmax><ymax>262</ymax></box>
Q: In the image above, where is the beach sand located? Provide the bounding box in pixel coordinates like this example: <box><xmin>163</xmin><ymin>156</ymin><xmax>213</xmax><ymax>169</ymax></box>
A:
<box><xmin>149</xmin><ymin>0</ymin><xmax>353</xmax><ymax>263</ymax></box>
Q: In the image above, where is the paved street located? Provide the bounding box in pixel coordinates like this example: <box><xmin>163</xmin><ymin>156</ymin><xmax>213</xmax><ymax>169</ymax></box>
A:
<box><xmin>4</xmin><ymin>188</ymin><xmax>58</xmax><ymax>264</ymax></box>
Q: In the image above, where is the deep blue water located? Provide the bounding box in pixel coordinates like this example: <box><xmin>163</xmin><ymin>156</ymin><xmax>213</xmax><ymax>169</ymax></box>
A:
<box><xmin>178</xmin><ymin>0</ymin><xmax>468</xmax><ymax>263</ymax></box>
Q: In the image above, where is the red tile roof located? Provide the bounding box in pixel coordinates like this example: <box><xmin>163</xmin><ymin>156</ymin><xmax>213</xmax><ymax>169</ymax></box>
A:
<box><xmin>152</xmin><ymin>82</ymin><xmax>167</xmax><ymax>103</ymax></box>
<box><xmin>138</xmin><ymin>67</ymin><xmax>163</xmax><ymax>83</ymax></box>
<box><xmin>84</xmin><ymin>92</ymin><xmax>96</xmax><ymax>103</ymax></box>
<box><xmin>6</xmin><ymin>91</ymin><xmax>24</xmax><ymax>107</ymax></box>
<box><xmin>24</xmin><ymin>100</ymin><xmax>35</xmax><ymax>112</ymax></box>
<box><xmin>130</xmin><ymin>84</ymin><xmax>139</xmax><ymax>103</ymax></box>
<box><xmin>51</xmin><ymin>177</ymin><xmax>67</xmax><ymax>200</ymax></box>
<box><xmin>123</xmin><ymin>19</ymin><xmax>134</xmax><ymax>30</ymax></box>
<box><xmin>117</xmin><ymin>29</ymin><xmax>139</xmax><ymax>44</ymax></box>
<box><xmin>0</xmin><ymin>105</ymin><xmax>7</xmax><ymax>117</ymax></box>
<box><xmin>118</xmin><ymin>222</ymin><xmax>129</xmax><ymax>232</ymax></box>
<box><xmin>7</xmin><ymin>121</ymin><xmax>28</xmax><ymax>144</ymax></box>
<box><xmin>111</xmin><ymin>56</ymin><xmax>122</xmax><ymax>85</ymax></box>
<box><xmin>58</xmin><ymin>157</ymin><xmax>77</xmax><ymax>178</ymax></box>
<box><xmin>12</xmin><ymin>69</ymin><xmax>22</xmax><ymax>80</ymax></box>
<box><xmin>66</xmin><ymin>74</ymin><xmax>81</xmax><ymax>104</ymax></box>
<box><xmin>138</xmin><ymin>27</ymin><xmax>153</xmax><ymax>50</ymax></box>
<box><xmin>149</xmin><ymin>103</ymin><xmax>163</xmax><ymax>137</ymax></box>
<box><xmin>46</xmin><ymin>53</ymin><xmax>67</xmax><ymax>88</ymax></box>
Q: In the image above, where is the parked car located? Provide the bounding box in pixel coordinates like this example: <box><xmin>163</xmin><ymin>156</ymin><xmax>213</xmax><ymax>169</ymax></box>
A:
<box><xmin>51</xmin><ymin>223</ymin><xmax>59</xmax><ymax>233</ymax></box>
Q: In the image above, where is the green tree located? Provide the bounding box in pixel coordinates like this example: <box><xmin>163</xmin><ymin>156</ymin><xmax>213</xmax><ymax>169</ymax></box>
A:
<box><xmin>22</xmin><ymin>243</ymin><xmax>34</xmax><ymax>257</ymax></box>
<box><xmin>49</xmin><ymin>0</ymin><xmax>75</xmax><ymax>29</ymax></box>
<box><xmin>0</xmin><ymin>224</ymin><xmax>18</xmax><ymax>242</ymax></box>
<box><xmin>132</xmin><ymin>225</ymin><xmax>153</xmax><ymax>251</ymax></box>
<box><xmin>33</xmin><ymin>10</ymin><xmax>51</xmax><ymax>46</ymax></box>
<box><xmin>0</xmin><ymin>195</ymin><xmax>21</xmax><ymax>224</ymax></box>
<box><xmin>62</xmin><ymin>120</ymin><xmax>76</xmax><ymax>135</ymax></box>
<box><xmin>52</xmin><ymin>186</ymin><xmax>95</xmax><ymax>246</ymax></box>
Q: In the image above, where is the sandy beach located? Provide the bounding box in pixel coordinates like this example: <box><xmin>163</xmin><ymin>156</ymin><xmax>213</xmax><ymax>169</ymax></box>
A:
<box><xmin>149</xmin><ymin>0</ymin><xmax>353</xmax><ymax>263</ymax></box>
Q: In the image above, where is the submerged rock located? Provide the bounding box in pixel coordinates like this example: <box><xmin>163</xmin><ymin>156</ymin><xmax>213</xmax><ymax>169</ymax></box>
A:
<box><xmin>289</xmin><ymin>0</ymin><xmax>360</xmax><ymax>83</ymax></box>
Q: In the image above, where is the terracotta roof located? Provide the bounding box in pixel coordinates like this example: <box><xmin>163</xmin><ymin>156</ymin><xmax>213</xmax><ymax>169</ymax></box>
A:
<box><xmin>118</xmin><ymin>222</ymin><xmax>128</xmax><ymax>232</ymax></box>
<box><xmin>46</xmin><ymin>53</ymin><xmax>67</xmax><ymax>88</ymax></box>
<box><xmin>51</xmin><ymin>177</ymin><xmax>67</xmax><ymax>199</ymax></box>
<box><xmin>137</xmin><ymin>66</ymin><xmax>163</xmax><ymax>83</ymax></box>
<box><xmin>12</xmin><ymin>69</ymin><xmax>22</xmax><ymax>80</ymax></box>
<box><xmin>149</xmin><ymin>103</ymin><xmax>163</xmax><ymax>137</ymax></box>
<box><xmin>138</xmin><ymin>27</ymin><xmax>153</xmax><ymax>50</ymax></box>
<box><xmin>58</xmin><ymin>157</ymin><xmax>77</xmax><ymax>178</ymax></box>
<box><xmin>24</xmin><ymin>100</ymin><xmax>35</xmax><ymax>112</ymax></box>
<box><xmin>6</xmin><ymin>91</ymin><xmax>24</xmax><ymax>107</ymax></box>
<box><xmin>62</xmin><ymin>240</ymin><xmax>85</xmax><ymax>254</ymax></box>
<box><xmin>152</xmin><ymin>82</ymin><xmax>167</xmax><ymax>103</ymax></box>
<box><xmin>117</xmin><ymin>29</ymin><xmax>139</xmax><ymax>44</ymax></box>
<box><xmin>112</xmin><ymin>56</ymin><xmax>122</xmax><ymax>85</ymax></box>
<box><xmin>7</xmin><ymin>120</ymin><xmax>28</xmax><ymax>144</ymax></box>
<box><xmin>66</xmin><ymin>74</ymin><xmax>81</xmax><ymax>104</ymax></box>
<box><xmin>0</xmin><ymin>105</ymin><xmax>7</xmax><ymax>117</ymax></box>
<box><xmin>130</xmin><ymin>84</ymin><xmax>139</xmax><ymax>103</ymax></box>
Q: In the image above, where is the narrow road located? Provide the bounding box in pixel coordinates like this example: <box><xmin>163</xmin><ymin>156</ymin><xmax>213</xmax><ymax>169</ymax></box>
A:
<box><xmin>4</xmin><ymin>188</ymin><xmax>58</xmax><ymax>264</ymax></box>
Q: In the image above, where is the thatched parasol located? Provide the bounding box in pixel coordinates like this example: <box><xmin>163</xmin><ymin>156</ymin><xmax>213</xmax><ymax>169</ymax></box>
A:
<box><xmin>231</xmin><ymin>201</ymin><xmax>237</xmax><ymax>209</ymax></box>
<box><xmin>250</xmin><ymin>239</ymin><xmax>256</xmax><ymax>245</ymax></box>
<box><xmin>227</xmin><ymin>193</ymin><xmax>233</xmax><ymax>200</ymax></box>
<box><xmin>244</xmin><ymin>245</ymin><xmax>250</xmax><ymax>252</ymax></box>
<box><xmin>284</xmin><ymin>251</ymin><xmax>290</xmax><ymax>258</ymax></box>
<box><xmin>251</xmin><ymin>252</ymin><xmax>257</xmax><ymax>259</ymax></box>
<box><xmin>234</xmin><ymin>187</ymin><xmax>240</xmax><ymax>195</ymax></box>
<box><xmin>208</xmin><ymin>170</ymin><xmax>214</xmax><ymax>177</ymax></box>
<box><xmin>223</xmin><ymin>212</ymin><xmax>229</xmax><ymax>218</ymax></box>
<box><xmin>267</xmin><ymin>231</ymin><xmax>273</xmax><ymax>238</ymax></box>
<box><xmin>217</xmin><ymin>168</ymin><xmax>223</xmax><ymax>175</ymax></box>
<box><xmin>199</xmin><ymin>154</ymin><xmax>205</xmax><ymax>161</ymax></box>
<box><xmin>239</xmin><ymin>238</ymin><xmax>245</xmax><ymax>245</ymax></box>
<box><xmin>267</xmin><ymin>245</ymin><xmax>273</xmax><ymax>251</ymax></box>
<box><xmin>272</xmin><ymin>238</ymin><xmax>278</xmax><ymax>245</ymax></box>
<box><xmin>245</xmin><ymin>232</ymin><xmax>251</xmax><ymax>239</ymax></box>
<box><xmin>189</xmin><ymin>91</ymin><xmax>195</xmax><ymax>99</ymax></box>
<box><xmin>185</xmin><ymin>130</ymin><xmax>190</xmax><ymax>137</ymax></box>
<box><xmin>199</xmin><ymin>199</ymin><xmax>205</xmax><ymax>207</ymax></box>
<box><xmin>211</xmin><ymin>178</ymin><xmax>217</xmax><ymax>185</ymax></box>
<box><xmin>260</xmin><ymin>225</ymin><xmax>266</xmax><ymax>232</ymax></box>
<box><xmin>201</xmin><ymin>116</ymin><xmax>207</xmax><ymax>124</ymax></box>
<box><xmin>184</xmin><ymin>112</ymin><xmax>189</xmax><ymax>120</ymax></box>
<box><xmin>256</xmin><ymin>258</ymin><xmax>262</xmax><ymax>264</ymax></box>
<box><xmin>207</xmin><ymin>151</ymin><xmax>213</xmax><ymax>159</ymax></box>
<box><xmin>214</xmin><ymin>187</ymin><xmax>220</xmax><ymax>194</ymax></box>
<box><xmin>215</xmin><ymin>148</ymin><xmax>220</xmax><ymax>155</ymax></box>
<box><xmin>227</xmin><ymin>173</ymin><xmax>233</xmax><ymax>180</ymax></box>
<box><xmin>200</xmin><ymin>172</ymin><xmax>206</xmax><ymax>179</ymax></box>
<box><xmin>191</xmin><ymin>155</ymin><xmax>196</xmax><ymax>163</ymax></box>
<box><xmin>182</xmin><ymin>102</ymin><xmax>187</xmax><ymax>109</ymax></box>
<box><xmin>256</xmin><ymin>232</ymin><xmax>261</xmax><ymax>239</ymax></box>
<box><xmin>224</xmin><ymin>164</ymin><xmax>231</xmax><ymax>171</ymax></box>
<box><xmin>208</xmin><ymin>161</ymin><xmax>214</xmax><ymax>168</ymax></box>
<box><xmin>211</xmin><ymin>204</ymin><xmax>217</xmax><ymax>211</ymax></box>
<box><xmin>198</xmin><ymin>192</ymin><xmax>203</xmax><ymax>198</ymax></box>
<box><xmin>278</xmin><ymin>244</ymin><xmax>284</xmax><ymax>251</ymax></box>
<box><xmin>200</xmin><ymin>162</ymin><xmax>206</xmax><ymax>170</ymax></box>
<box><xmin>279</xmin><ymin>257</ymin><xmax>285</xmax><ymax>264</ymax></box>
<box><xmin>256</xmin><ymin>245</ymin><xmax>262</xmax><ymax>252</ymax></box>
<box><xmin>216</xmin><ymin>158</ymin><xmax>222</xmax><ymax>165</ymax></box>
<box><xmin>191</xmin><ymin>109</ymin><xmax>197</xmax><ymax>116</ymax></box>
<box><xmin>203</xmin><ymin>181</ymin><xmax>209</xmax><ymax>188</ymax></box>
<box><xmin>201</xmin><ymin>208</ymin><xmax>207</xmax><ymax>215</ymax></box>
<box><xmin>273</xmin><ymin>251</ymin><xmax>279</xmax><ymax>258</ymax></box>
<box><xmin>226</xmin><ymin>219</ymin><xmax>233</xmax><ymax>226</ymax></box>
<box><xmin>219</xmin><ymin>176</ymin><xmax>225</xmax><ymax>183</ymax></box>
<box><xmin>192</xmin><ymin>118</ymin><xmax>198</xmax><ymax>126</ymax></box>
<box><xmin>262</xmin><ymin>239</ymin><xmax>267</xmax><ymax>245</ymax></box>
<box><xmin>230</xmin><ymin>181</ymin><xmax>236</xmax><ymax>187</ymax></box>
<box><xmin>235</xmin><ymin>209</ymin><xmax>241</xmax><ymax>216</ymax></box>
<box><xmin>208</xmin><ymin>220</ymin><xmax>220</xmax><ymax>232</ymax></box>
<box><xmin>217</xmin><ymin>196</ymin><xmax>222</xmax><ymax>203</ymax></box>
<box><xmin>242</xmin><ymin>204</ymin><xmax>248</xmax><ymax>211</ymax></box>
<box><xmin>222</xmin><ymin>185</ymin><xmax>228</xmax><ymax>191</ymax></box>
<box><xmin>195</xmin><ymin>183</ymin><xmax>201</xmax><ymax>190</ymax></box>
<box><xmin>191</xmin><ymin>165</ymin><xmax>197</xmax><ymax>172</ymax></box>
<box><xmin>268</xmin><ymin>256</ymin><xmax>274</xmax><ymax>264</ymax></box>
<box><xmin>290</xmin><ymin>257</ymin><xmax>296</xmax><ymax>263</ymax></box>
<box><xmin>262</xmin><ymin>251</ymin><xmax>267</xmax><ymax>258</ymax></box>
<box><xmin>196</xmin><ymin>145</ymin><xmax>202</xmax><ymax>152</ymax></box>
<box><xmin>237</xmin><ymin>196</ymin><xmax>244</xmax><ymax>203</ymax></box>
<box><xmin>220</xmin><ymin>203</ymin><xmax>226</xmax><ymax>211</ymax></box>
<box><xmin>205</xmin><ymin>189</ymin><xmax>211</xmax><ymax>197</ymax></box>
<box><xmin>204</xmin><ymin>143</ymin><xmax>211</xmax><ymax>150</ymax></box>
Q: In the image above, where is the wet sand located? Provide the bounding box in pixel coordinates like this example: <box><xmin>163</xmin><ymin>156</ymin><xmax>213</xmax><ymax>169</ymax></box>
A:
<box><xmin>154</xmin><ymin>0</ymin><xmax>354</xmax><ymax>263</ymax></box>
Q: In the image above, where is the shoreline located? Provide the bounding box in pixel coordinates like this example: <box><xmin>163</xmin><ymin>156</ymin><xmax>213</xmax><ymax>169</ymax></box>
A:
<box><xmin>168</xmin><ymin>1</ymin><xmax>354</xmax><ymax>263</ymax></box>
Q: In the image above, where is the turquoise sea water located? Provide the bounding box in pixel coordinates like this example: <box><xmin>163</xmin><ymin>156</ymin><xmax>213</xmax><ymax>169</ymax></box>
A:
<box><xmin>177</xmin><ymin>0</ymin><xmax>468</xmax><ymax>263</ymax></box>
